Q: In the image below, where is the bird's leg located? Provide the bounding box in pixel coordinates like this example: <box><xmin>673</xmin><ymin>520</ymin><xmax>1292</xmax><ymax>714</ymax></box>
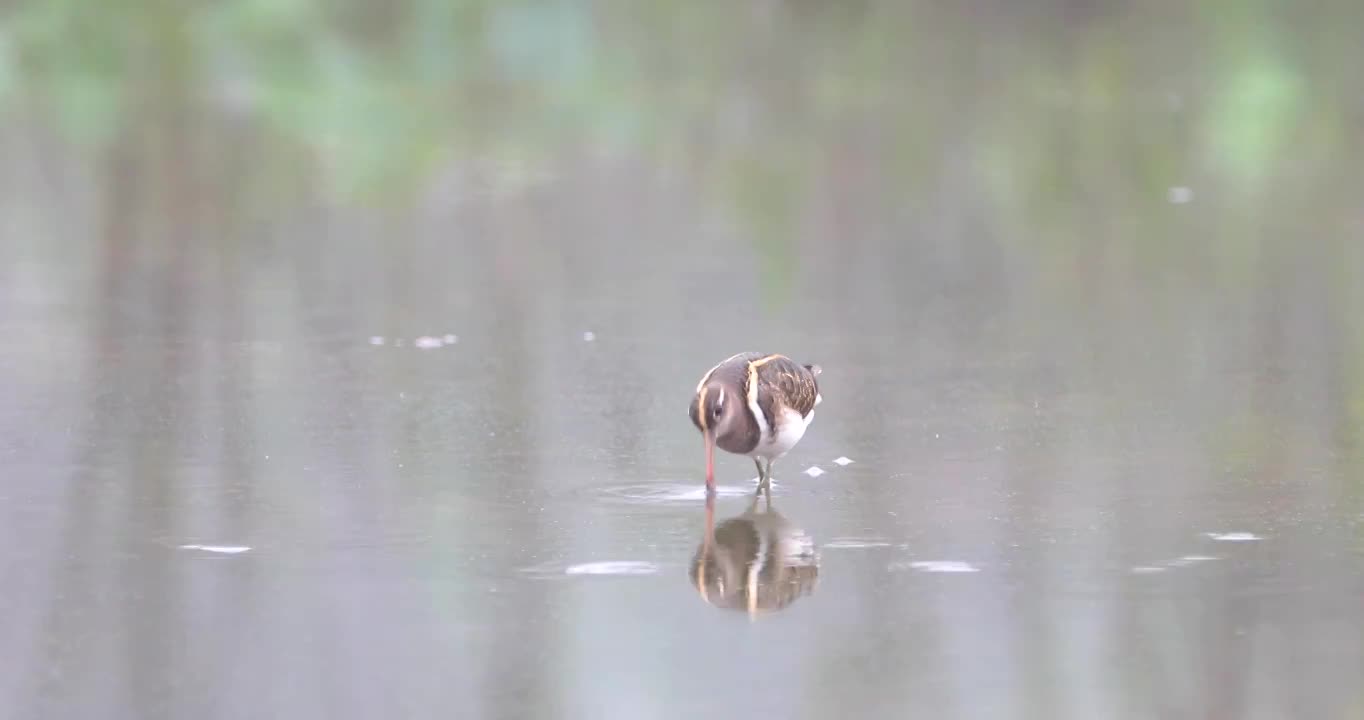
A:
<box><xmin>748</xmin><ymin>465</ymin><xmax>764</xmax><ymax>512</ymax></box>
<box><xmin>755</xmin><ymin>457</ymin><xmax>774</xmax><ymax>491</ymax></box>
<box><xmin>753</xmin><ymin>458</ymin><xmax>767</xmax><ymax>494</ymax></box>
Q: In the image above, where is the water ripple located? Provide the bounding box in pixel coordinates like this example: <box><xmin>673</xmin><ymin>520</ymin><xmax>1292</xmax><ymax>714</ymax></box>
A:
<box><xmin>519</xmin><ymin>560</ymin><xmax>659</xmax><ymax>579</ymax></box>
<box><xmin>593</xmin><ymin>482</ymin><xmax>756</xmax><ymax>505</ymax></box>
<box><xmin>822</xmin><ymin>538</ymin><xmax>895</xmax><ymax>549</ymax></box>
<box><xmin>891</xmin><ymin>560</ymin><xmax>981</xmax><ymax>574</ymax></box>
<box><xmin>565</xmin><ymin>561</ymin><xmax>659</xmax><ymax>576</ymax></box>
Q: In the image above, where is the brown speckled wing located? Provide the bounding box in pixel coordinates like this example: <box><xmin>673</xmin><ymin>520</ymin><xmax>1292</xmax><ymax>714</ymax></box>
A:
<box><xmin>750</xmin><ymin>355</ymin><xmax>821</xmax><ymax>419</ymax></box>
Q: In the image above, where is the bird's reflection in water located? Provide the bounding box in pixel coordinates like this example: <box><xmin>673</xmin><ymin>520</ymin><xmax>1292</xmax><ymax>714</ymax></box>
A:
<box><xmin>689</xmin><ymin>485</ymin><xmax>819</xmax><ymax>616</ymax></box>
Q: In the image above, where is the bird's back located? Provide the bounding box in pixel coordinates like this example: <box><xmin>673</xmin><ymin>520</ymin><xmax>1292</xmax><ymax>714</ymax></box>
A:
<box><xmin>748</xmin><ymin>354</ymin><xmax>821</xmax><ymax>419</ymax></box>
<box><xmin>695</xmin><ymin>351</ymin><xmax>768</xmax><ymax>391</ymax></box>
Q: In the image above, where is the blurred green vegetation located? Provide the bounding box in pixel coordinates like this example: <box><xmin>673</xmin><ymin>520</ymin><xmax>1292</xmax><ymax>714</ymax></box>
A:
<box><xmin>5</xmin><ymin>0</ymin><xmax>1357</xmax><ymax>236</ymax></box>
<box><xmin>1</xmin><ymin>0</ymin><xmax>1360</xmax><ymax>327</ymax></box>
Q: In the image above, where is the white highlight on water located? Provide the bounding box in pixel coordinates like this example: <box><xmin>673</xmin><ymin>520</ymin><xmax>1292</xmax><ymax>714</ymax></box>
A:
<box><xmin>582</xmin><ymin>331</ymin><xmax>596</xmax><ymax>342</ymax></box>
<box><xmin>1167</xmin><ymin>186</ymin><xmax>1194</xmax><ymax>204</ymax></box>
<box><xmin>414</xmin><ymin>336</ymin><xmax>444</xmax><ymax>349</ymax></box>
<box><xmin>368</xmin><ymin>336</ymin><xmax>386</xmax><ymax>346</ymax></box>
<box><xmin>1205</xmin><ymin>532</ymin><xmax>1262</xmax><ymax>542</ymax></box>
<box><xmin>1134</xmin><ymin>554</ymin><xmax>1220</xmax><ymax>573</ymax></box>
<box><xmin>179</xmin><ymin>544</ymin><xmax>251</xmax><ymax>554</ymax></box>
<box><xmin>564</xmin><ymin>561</ymin><xmax>657</xmax><ymax>576</ymax></box>
<box><xmin>823</xmin><ymin>539</ymin><xmax>893</xmax><ymax>549</ymax></box>
<box><xmin>906</xmin><ymin>561</ymin><xmax>979</xmax><ymax>573</ymax></box>
<box><xmin>1170</xmin><ymin>555</ymin><xmax>1219</xmax><ymax>567</ymax></box>
<box><xmin>804</xmin><ymin>466</ymin><xmax>825</xmax><ymax>477</ymax></box>
<box><xmin>832</xmin><ymin>456</ymin><xmax>854</xmax><ymax>466</ymax></box>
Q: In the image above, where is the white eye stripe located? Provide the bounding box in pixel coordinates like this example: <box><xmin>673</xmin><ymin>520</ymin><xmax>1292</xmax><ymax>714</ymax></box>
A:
<box><xmin>716</xmin><ymin>388</ymin><xmax>726</xmax><ymax>407</ymax></box>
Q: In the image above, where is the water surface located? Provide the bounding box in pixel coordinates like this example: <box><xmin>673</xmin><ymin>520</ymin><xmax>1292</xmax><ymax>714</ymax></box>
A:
<box><xmin>3</xmin><ymin>2</ymin><xmax>1364</xmax><ymax>718</ymax></box>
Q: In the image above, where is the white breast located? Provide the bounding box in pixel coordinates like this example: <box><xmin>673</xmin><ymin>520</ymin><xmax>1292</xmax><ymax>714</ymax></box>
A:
<box><xmin>750</xmin><ymin>406</ymin><xmax>814</xmax><ymax>461</ymax></box>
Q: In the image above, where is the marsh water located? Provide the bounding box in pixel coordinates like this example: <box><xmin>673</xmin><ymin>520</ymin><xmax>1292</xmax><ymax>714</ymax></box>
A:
<box><xmin>3</xmin><ymin>2</ymin><xmax>1364</xmax><ymax>718</ymax></box>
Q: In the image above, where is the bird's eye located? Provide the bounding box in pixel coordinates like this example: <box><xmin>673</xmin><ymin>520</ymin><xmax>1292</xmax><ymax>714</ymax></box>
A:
<box><xmin>712</xmin><ymin>404</ymin><xmax>723</xmax><ymax>419</ymax></box>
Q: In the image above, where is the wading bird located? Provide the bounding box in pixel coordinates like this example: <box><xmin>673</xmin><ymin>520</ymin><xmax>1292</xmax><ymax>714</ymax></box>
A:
<box><xmin>688</xmin><ymin>352</ymin><xmax>822</xmax><ymax>494</ymax></box>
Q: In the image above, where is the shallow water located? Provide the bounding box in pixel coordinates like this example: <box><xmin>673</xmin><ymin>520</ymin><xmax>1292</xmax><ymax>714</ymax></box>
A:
<box><xmin>4</xmin><ymin>2</ymin><xmax>1364</xmax><ymax>718</ymax></box>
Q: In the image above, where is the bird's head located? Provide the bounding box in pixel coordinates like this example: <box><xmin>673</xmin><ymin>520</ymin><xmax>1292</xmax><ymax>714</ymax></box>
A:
<box><xmin>689</xmin><ymin>381</ymin><xmax>740</xmax><ymax>437</ymax></box>
<box><xmin>689</xmin><ymin>380</ymin><xmax>741</xmax><ymax>491</ymax></box>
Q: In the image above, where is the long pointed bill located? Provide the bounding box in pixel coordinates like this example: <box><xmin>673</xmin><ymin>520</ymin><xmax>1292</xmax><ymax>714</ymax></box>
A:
<box><xmin>704</xmin><ymin>430</ymin><xmax>716</xmax><ymax>494</ymax></box>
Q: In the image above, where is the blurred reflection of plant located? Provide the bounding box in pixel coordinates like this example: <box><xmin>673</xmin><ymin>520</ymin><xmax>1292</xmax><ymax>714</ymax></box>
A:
<box><xmin>2</xmin><ymin>0</ymin><xmax>1361</xmax><ymax>304</ymax></box>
